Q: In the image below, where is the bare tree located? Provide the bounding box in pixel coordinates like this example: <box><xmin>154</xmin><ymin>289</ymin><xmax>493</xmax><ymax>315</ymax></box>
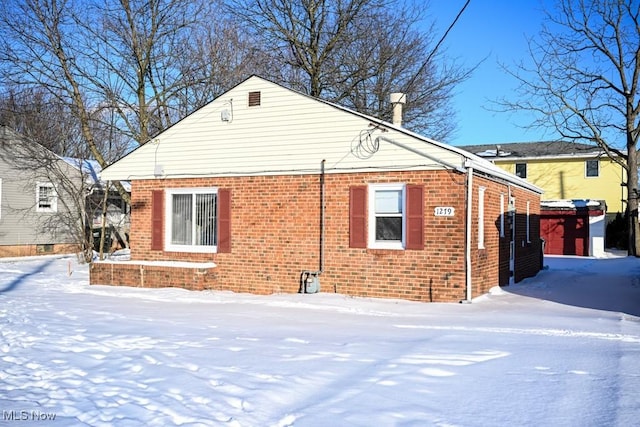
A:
<box><xmin>171</xmin><ymin>17</ymin><xmax>272</xmax><ymax>114</ymax></box>
<box><xmin>227</xmin><ymin>0</ymin><xmax>470</xmax><ymax>139</ymax></box>
<box><xmin>0</xmin><ymin>87</ymin><xmax>84</xmax><ymax>156</ymax></box>
<box><xmin>499</xmin><ymin>0</ymin><xmax>640</xmax><ymax>255</ymax></box>
<box><xmin>326</xmin><ymin>6</ymin><xmax>472</xmax><ymax>140</ymax></box>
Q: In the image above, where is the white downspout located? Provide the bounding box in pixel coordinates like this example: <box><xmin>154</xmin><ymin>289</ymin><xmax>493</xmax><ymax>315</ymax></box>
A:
<box><xmin>463</xmin><ymin>165</ymin><xmax>473</xmax><ymax>303</ymax></box>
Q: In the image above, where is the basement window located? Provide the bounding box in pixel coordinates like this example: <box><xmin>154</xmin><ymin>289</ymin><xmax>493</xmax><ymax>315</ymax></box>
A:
<box><xmin>37</xmin><ymin>244</ymin><xmax>54</xmax><ymax>253</ymax></box>
<box><xmin>248</xmin><ymin>91</ymin><xmax>261</xmax><ymax>107</ymax></box>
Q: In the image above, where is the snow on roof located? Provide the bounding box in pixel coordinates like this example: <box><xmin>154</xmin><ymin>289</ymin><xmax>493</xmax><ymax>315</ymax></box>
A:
<box><xmin>541</xmin><ymin>199</ymin><xmax>605</xmax><ymax>209</ymax></box>
<box><xmin>63</xmin><ymin>157</ymin><xmax>131</xmax><ymax>192</ymax></box>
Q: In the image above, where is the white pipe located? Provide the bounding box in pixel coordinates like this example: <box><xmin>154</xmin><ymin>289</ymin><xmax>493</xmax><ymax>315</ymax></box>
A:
<box><xmin>464</xmin><ymin>166</ymin><xmax>473</xmax><ymax>303</ymax></box>
<box><xmin>375</xmin><ymin>136</ymin><xmax>466</xmax><ymax>173</ymax></box>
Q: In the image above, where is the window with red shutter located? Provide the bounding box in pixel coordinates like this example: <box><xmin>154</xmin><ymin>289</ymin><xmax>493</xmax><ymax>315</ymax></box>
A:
<box><xmin>163</xmin><ymin>188</ymin><xmax>229</xmax><ymax>253</ymax></box>
<box><xmin>351</xmin><ymin>183</ymin><xmax>425</xmax><ymax>250</ymax></box>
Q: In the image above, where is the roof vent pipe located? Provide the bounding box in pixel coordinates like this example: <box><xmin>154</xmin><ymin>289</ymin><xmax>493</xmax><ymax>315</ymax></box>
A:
<box><xmin>390</xmin><ymin>93</ymin><xmax>406</xmax><ymax>126</ymax></box>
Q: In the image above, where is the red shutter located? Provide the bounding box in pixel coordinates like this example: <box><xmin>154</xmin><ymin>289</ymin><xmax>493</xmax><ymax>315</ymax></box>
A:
<box><xmin>217</xmin><ymin>188</ymin><xmax>231</xmax><ymax>253</ymax></box>
<box><xmin>405</xmin><ymin>184</ymin><xmax>424</xmax><ymax>250</ymax></box>
<box><xmin>349</xmin><ymin>186</ymin><xmax>367</xmax><ymax>248</ymax></box>
<box><xmin>151</xmin><ymin>190</ymin><xmax>164</xmax><ymax>251</ymax></box>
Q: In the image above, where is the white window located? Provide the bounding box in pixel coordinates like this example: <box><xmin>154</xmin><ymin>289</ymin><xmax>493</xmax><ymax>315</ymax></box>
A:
<box><xmin>478</xmin><ymin>187</ymin><xmax>486</xmax><ymax>249</ymax></box>
<box><xmin>36</xmin><ymin>182</ymin><xmax>57</xmax><ymax>213</ymax></box>
<box><xmin>165</xmin><ymin>188</ymin><xmax>218</xmax><ymax>253</ymax></box>
<box><xmin>368</xmin><ymin>183</ymin><xmax>405</xmax><ymax>250</ymax></box>
<box><xmin>526</xmin><ymin>200</ymin><xmax>531</xmax><ymax>243</ymax></box>
<box><xmin>586</xmin><ymin>159</ymin><xmax>599</xmax><ymax>177</ymax></box>
<box><xmin>499</xmin><ymin>193</ymin><xmax>505</xmax><ymax>238</ymax></box>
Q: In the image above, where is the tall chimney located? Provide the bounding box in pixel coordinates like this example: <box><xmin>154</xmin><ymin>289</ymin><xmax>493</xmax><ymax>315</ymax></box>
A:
<box><xmin>390</xmin><ymin>92</ymin><xmax>407</xmax><ymax>126</ymax></box>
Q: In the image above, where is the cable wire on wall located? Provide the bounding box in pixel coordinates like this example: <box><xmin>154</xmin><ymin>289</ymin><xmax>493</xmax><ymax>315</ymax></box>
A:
<box><xmin>350</xmin><ymin>129</ymin><xmax>380</xmax><ymax>159</ymax></box>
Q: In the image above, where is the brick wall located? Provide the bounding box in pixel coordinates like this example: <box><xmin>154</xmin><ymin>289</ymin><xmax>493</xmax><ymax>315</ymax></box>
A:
<box><xmin>0</xmin><ymin>243</ymin><xmax>81</xmax><ymax>258</ymax></box>
<box><xmin>90</xmin><ymin>169</ymin><xmax>542</xmax><ymax>302</ymax></box>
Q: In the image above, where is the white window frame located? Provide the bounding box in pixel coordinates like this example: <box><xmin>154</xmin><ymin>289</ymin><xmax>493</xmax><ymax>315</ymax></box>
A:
<box><xmin>478</xmin><ymin>186</ymin><xmax>486</xmax><ymax>249</ymax></box>
<box><xmin>36</xmin><ymin>182</ymin><xmax>57</xmax><ymax>213</ymax></box>
<box><xmin>499</xmin><ymin>193</ymin><xmax>505</xmax><ymax>238</ymax></box>
<box><xmin>368</xmin><ymin>183</ymin><xmax>406</xmax><ymax>250</ymax></box>
<box><xmin>585</xmin><ymin>159</ymin><xmax>599</xmax><ymax>177</ymax></box>
<box><xmin>526</xmin><ymin>200</ymin><xmax>531</xmax><ymax>243</ymax></box>
<box><xmin>164</xmin><ymin>187</ymin><xmax>218</xmax><ymax>253</ymax></box>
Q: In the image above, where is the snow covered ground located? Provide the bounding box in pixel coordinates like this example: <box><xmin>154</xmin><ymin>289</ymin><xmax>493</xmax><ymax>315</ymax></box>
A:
<box><xmin>1</xmin><ymin>253</ymin><xmax>639</xmax><ymax>426</ymax></box>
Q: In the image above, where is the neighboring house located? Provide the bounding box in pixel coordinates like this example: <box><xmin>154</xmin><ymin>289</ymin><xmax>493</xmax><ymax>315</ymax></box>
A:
<box><xmin>460</xmin><ymin>141</ymin><xmax>627</xmax><ymax>217</ymax></box>
<box><xmin>0</xmin><ymin>126</ymin><xmax>82</xmax><ymax>257</ymax></box>
<box><xmin>91</xmin><ymin>76</ymin><xmax>544</xmax><ymax>303</ymax></box>
<box><xmin>73</xmin><ymin>159</ymin><xmax>131</xmax><ymax>252</ymax></box>
<box><xmin>461</xmin><ymin>141</ymin><xmax>626</xmax><ymax>256</ymax></box>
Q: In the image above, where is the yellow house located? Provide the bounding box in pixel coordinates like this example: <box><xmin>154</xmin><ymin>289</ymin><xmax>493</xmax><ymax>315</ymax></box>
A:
<box><xmin>460</xmin><ymin>141</ymin><xmax>628</xmax><ymax>216</ymax></box>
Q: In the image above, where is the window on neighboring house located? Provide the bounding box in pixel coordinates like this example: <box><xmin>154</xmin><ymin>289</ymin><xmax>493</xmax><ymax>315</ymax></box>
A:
<box><xmin>349</xmin><ymin>183</ymin><xmax>424</xmax><ymax>250</ymax></box>
<box><xmin>478</xmin><ymin>187</ymin><xmax>486</xmax><ymax>249</ymax></box>
<box><xmin>0</xmin><ymin>178</ymin><xmax>2</xmax><ymax>219</ymax></box>
<box><xmin>165</xmin><ymin>188</ymin><xmax>218</xmax><ymax>253</ymax></box>
<box><xmin>36</xmin><ymin>183</ymin><xmax>57</xmax><ymax>213</ymax></box>
<box><xmin>586</xmin><ymin>159</ymin><xmax>599</xmax><ymax>177</ymax></box>
<box><xmin>515</xmin><ymin>163</ymin><xmax>527</xmax><ymax>178</ymax></box>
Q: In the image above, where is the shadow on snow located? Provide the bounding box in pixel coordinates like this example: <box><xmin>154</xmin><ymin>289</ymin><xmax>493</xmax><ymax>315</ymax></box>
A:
<box><xmin>504</xmin><ymin>255</ymin><xmax>640</xmax><ymax>317</ymax></box>
<box><xmin>0</xmin><ymin>258</ymin><xmax>58</xmax><ymax>294</ymax></box>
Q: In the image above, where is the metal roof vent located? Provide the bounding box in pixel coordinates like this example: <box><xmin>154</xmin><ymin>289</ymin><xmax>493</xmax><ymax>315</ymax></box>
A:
<box><xmin>390</xmin><ymin>92</ymin><xmax>406</xmax><ymax>126</ymax></box>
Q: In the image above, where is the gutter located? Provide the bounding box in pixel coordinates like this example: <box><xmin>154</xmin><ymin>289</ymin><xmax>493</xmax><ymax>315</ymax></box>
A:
<box><xmin>462</xmin><ymin>164</ymin><xmax>473</xmax><ymax>303</ymax></box>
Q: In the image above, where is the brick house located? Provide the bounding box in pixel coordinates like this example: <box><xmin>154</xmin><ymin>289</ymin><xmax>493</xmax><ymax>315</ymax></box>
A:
<box><xmin>91</xmin><ymin>76</ymin><xmax>543</xmax><ymax>302</ymax></box>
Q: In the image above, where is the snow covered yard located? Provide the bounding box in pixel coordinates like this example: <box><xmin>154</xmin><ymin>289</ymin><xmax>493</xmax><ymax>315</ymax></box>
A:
<box><xmin>1</xmin><ymin>254</ymin><xmax>639</xmax><ymax>426</ymax></box>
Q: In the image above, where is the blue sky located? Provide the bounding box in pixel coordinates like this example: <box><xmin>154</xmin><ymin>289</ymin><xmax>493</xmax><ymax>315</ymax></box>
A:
<box><xmin>426</xmin><ymin>0</ymin><xmax>555</xmax><ymax>146</ymax></box>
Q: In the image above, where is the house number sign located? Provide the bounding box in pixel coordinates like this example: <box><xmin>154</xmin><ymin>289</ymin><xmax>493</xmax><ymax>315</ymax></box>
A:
<box><xmin>434</xmin><ymin>207</ymin><xmax>455</xmax><ymax>217</ymax></box>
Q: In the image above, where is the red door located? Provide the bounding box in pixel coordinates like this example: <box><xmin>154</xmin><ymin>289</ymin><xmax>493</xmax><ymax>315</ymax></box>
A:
<box><xmin>541</xmin><ymin>214</ymin><xmax>589</xmax><ymax>256</ymax></box>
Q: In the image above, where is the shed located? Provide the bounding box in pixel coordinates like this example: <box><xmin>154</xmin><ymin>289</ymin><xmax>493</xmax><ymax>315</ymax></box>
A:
<box><xmin>541</xmin><ymin>200</ymin><xmax>606</xmax><ymax>257</ymax></box>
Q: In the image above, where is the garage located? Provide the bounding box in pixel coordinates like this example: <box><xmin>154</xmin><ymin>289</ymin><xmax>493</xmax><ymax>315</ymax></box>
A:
<box><xmin>541</xmin><ymin>200</ymin><xmax>606</xmax><ymax>257</ymax></box>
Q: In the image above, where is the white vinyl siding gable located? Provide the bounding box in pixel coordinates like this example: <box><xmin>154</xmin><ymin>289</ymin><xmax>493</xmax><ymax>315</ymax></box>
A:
<box><xmin>100</xmin><ymin>77</ymin><xmax>466</xmax><ymax>181</ymax></box>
